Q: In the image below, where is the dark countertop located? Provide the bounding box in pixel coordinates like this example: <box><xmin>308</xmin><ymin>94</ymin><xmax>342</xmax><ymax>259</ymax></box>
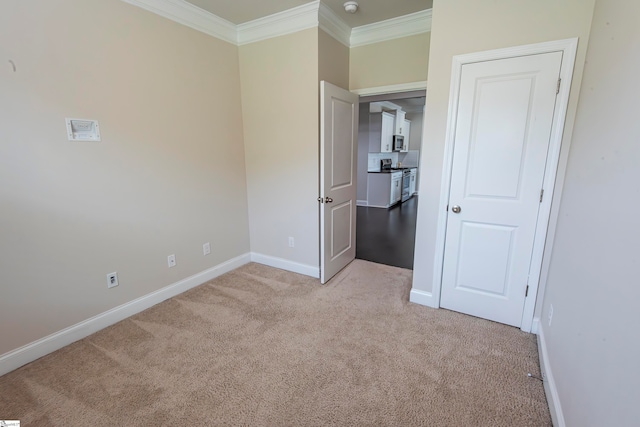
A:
<box><xmin>368</xmin><ymin>167</ymin><xmax>417</xmax><ymax>174</ymax></box>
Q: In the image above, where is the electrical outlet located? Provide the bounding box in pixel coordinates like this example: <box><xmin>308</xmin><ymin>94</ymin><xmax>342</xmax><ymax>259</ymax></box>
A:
<box><xmin>288</xmin><ymin>237</ymin><xmax>295</xmax><ymax>248</ymax></box>
<box><xmin>548</xmin><ymin>304</ymin><xmax>554</xmax><ymax>326</ymax></box>
<box><xmin>168</xmin><ymin>254</ymin><xmax>176</xmax><ymax>268</ymax></box>
<box><xmin>203</xmin><ymin>242</ymin><xmax>211</xmax><ymax>255</ymax></box>
<box><xmin>107</xmin><ymin>272</ymin><xmax>119</xmax><ymax>288</ymax></box>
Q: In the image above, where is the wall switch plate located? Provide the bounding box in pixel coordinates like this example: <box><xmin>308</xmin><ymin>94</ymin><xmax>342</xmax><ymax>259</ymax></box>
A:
<box><xmin>66</xmin><ymin>118</ymin><xmax>101</xmax><ymax>141</ymax></box>
<box><xmin>168</xmin><ymin>254</ymin><xmax>176</xmax><ymax>268</ymax></box>
<box><xmin>107</xmin><ymin>272</ymin><xmax>119</xmax><ymax>288</ymax></box>
<box><xmin>203</xmin><ymin>242</ymin><xmax>211</xmax><ymax>255</ymax></box>
<box><xmin>548</xmin><ymin>304</ymin><xmax>554</xmax><ymax>326</ymax></box>
<box><xmin>288</xmin><ymin>237</ymin><xmax>294</xmax><ymax>248</ymax></box>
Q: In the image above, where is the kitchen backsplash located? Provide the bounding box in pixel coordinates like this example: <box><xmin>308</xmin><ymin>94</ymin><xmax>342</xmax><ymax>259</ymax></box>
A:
<box><xmin>368</xmin><ymin>151</ymin><xmax>420</xmax><ymax>171</ymax></box>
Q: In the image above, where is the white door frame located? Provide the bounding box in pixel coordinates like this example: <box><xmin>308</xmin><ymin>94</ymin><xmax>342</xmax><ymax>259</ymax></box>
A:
<box><xmin>431</xmin><ymin>38</ymin><xmax>578</xmax><ymax>332</ymax></box>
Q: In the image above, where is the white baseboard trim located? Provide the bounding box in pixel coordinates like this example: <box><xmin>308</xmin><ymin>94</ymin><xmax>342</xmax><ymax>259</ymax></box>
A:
<box><xmin>409</xmin><ymin>288</ymin><xmax>438</xmax><ymax>308</ymax></box>
<box><xmin>251</xmin><ymin>252</ymin><xmax>320</xmax><ymax>278</ymax></box>
<box><xmin>537</xmin><ymin>327</ymin><xmax>566</xmax><ymax>427</ymax></box>
<box><xmin>0</xmin><ymin>253</ymin><xmax>251</xmax><ymax>377</ymax></box>
<box><xmin>356</xmin><ymin>199</ymin><xmax>368</xmax><ymax>207</ymax></box>
<box><xmin>531</xmin><ymin>317</ymin><xmax>541</xmax><ymax>335</ymax></box>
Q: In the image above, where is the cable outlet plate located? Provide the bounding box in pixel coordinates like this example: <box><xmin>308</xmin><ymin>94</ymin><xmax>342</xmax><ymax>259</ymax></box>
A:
<box><xmin>168</xmin><ymin>254</ymin><xmax>176</xmax><ymax>268</ymax></box>
<box><xmin>107</xmin><ymin>272</ymin><xmax>119</xmax><ymax>288</ymax></box>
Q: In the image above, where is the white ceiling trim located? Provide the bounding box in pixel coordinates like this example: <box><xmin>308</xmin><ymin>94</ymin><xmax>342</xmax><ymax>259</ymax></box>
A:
<box><xmin>318</xmin><ymin>3</ymin><xmax>351</xmax><ymax>47</ymax></box>
<box><xmin>121</xmin><ymin>0</ymin><xmax>237</xmax><ymax>44</ymax></box>
<box><xmin>237</xmin><ymin>1</ymin><xmax>320</xmax><ymax>46</ymax></box>
<box><xmin>121</xmin><ymin>0</ymin><xmax>431</xmax><ymax>48</ymax></box>
<box><xmin>351</xmin><ymin>81</ymin><xmax>428</xmax><ymax>96</ymax></box>
<box><xmin>350</xmin><ymin>9</ymin><xmax>432</xmax><ymax>48</ymax></box>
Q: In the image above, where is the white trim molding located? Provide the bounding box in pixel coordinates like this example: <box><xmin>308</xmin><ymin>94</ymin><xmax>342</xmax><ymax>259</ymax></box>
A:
<box><xmin>121</xmin><ymin>0</ymin><xmax>237</xmax><ymax>44</ymax></box>
<box><xmin>352</xmin><ymin>81</ymin><xmax>428</xmax><ymax>96</ymax></box>
<box><xmin>538</xmin><ymin>327</ymin><xmax>566</xmax><ymax>427</ymax></box>
<box><xmin>318</xmin><ymin>2</ymin><xmax>351</xmax><ymax>47</ymax></box>
<box><xmin>237</xmin><ymin>1</ymin><xmax>320</xmax><ymax>45</ymax></box>
<box><xmin>409</xmin><ymin>288</ymin><xmax>438</xmax><ymax>308</ymax></box>
<box><xmin>122</xmin><ymin>0</ymin><xmax>431</xmax><ymax>47</ymax></box>
<box><xmin>350</xmin><ymin>9</ymin><xmax>432</xmax><ymax>47</ymax></box>
<box><xmin>429</xmin><ymin>38</ymin><xmax>579</xmax><ymax>333</ymax></box>
<box><xmin>251</xmin><ymin>253</ymin><xmax>320</xmax><ymax>278</ymax></box>
<box><xmin>0</xmin><ymin>253</ymin><xmax>251</xmax><ymax>377</ymax></box>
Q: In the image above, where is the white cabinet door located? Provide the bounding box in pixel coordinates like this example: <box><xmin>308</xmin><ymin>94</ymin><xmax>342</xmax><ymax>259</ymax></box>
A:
<box><xmin>409</xmin><ymin>169</ymin><xmax>417</xmax><ymax>194</ymax></box>
<box><xmin>381</xmin><ymin>112</ymin><xmax>394</xmax><ymax>152</ymax></box>
<box><xmin>391</xmin><ymin>174</ymin><xmax>402</xmax><ymax>204</ymax></box>
<box><xmin>394</xmin><ymin>110</ymin><xmax>406</xmax><ymax>135</ymax></box>
<box><xmin>401</xmin><ymin>119</ymin><xmax>411</xmax><ymax>152</ymax></box>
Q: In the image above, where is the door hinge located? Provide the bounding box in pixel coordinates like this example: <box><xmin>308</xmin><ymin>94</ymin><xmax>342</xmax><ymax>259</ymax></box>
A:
<box><xmin>539</xmin><ymin>189</ymin><xmax>544</xmax><ymax>203</ymax></box>
<box><xmin>556</xmin><ymin>78</ymin><xmax>561</xmax><ymax>95</ymax></box>
<box><xmin>525</xmin><ymin>285</ymin><xmax>529</xmax><ymax>297</ymax></box>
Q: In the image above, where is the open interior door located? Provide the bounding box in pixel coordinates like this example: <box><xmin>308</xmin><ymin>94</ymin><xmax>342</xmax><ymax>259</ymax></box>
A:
<box><xmin>319</xmin><ymin>81</ymin><xmax>359</xmax><ymax>284</ymax></box>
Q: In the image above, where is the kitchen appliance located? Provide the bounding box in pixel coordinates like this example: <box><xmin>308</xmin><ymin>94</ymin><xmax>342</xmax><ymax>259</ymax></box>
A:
<box><xmin>393</xmin><ymin>135</ymin><xmax>405</xmax><ymax>152</ymax></box>
<box><xmin>401</xmin><ymin>169</ymin><xmax>412</xmax><ymax>202</ymax></box>
<box><xmin>380</xmin><ymin>158</ymin><xmax>393</xmax><ymax>171</ymax></box>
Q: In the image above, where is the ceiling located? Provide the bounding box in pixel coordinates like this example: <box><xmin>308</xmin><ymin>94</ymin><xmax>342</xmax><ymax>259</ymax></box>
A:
<box><xmin>185</xmin><ymin>0</ymin><xmax>433</xmax><ymax>27</ymax></box>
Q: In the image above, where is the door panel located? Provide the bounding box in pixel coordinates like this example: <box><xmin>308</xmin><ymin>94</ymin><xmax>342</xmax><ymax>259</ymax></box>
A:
<box><xmin>440</xmin><ymin>52</ymin><xmax>562</xmax><ymax>327</ymax></box>
<box><xmin>331</xmin><ymin>98</ymin><xmax>355</xmax><ymax>188</ymax></box>
<box><xmin>320</xmin><ymin>81</ymin><xmax>359</xmax><ymax>284</ymax></box>
<box><xmin>330</xmin><ymin>201</ymin><xmax>353</xmax><ymax>258</ymax></box>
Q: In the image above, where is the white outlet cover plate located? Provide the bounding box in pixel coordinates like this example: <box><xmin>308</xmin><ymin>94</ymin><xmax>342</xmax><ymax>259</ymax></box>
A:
<box><xmin>107</xmin><ymin>272</ymin><xmax>119</xmax><ymax>288</ymax></box>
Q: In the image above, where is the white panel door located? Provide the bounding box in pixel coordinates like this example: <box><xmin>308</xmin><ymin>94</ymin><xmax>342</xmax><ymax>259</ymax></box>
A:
<box><xmin>441</xmin><ymin>52</ymin><xmax>563</xmax><ymax>326</ymax></box>
<box><xmin>320</xmin><ymin>81</ymin><xmax>359</xmax><ymax>284</ymax></box>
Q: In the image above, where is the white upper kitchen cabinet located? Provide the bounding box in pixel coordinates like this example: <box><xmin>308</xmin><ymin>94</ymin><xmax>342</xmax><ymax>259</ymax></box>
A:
<box><xmin>368</xmin><ymin>112</ymin><xmax>395</xmax><ymax>153</ymax></box>
<box><xmin>401</xmin><ymin>119</ymin><xmax>411</xmax><ymax>152</ymax></box>
<box><xmin>394</xmin><ymin>110</ymin><xmax>406</xmax><ymax>135</ymax></box>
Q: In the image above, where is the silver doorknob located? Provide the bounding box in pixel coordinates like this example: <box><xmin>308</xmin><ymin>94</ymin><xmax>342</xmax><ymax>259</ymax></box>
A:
<box><xmin>451</xmin><ymin>205</ymin><xmax>461</xmax><ymax>213</ymax></box>
<box><xmin>325</xmin><ymin>197</ymin><xmax>333</xmax><ymax>203</ymax></box>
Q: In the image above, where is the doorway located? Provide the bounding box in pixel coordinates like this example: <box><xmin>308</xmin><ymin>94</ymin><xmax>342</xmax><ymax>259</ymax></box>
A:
<box><xmin>355</xmin><ymin>93</ymin><xmax>426</xmax><ymax>270</ymax></box>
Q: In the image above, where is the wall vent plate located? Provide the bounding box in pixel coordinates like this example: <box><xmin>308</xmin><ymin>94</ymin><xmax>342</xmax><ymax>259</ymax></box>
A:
<box><xmin>66</xmin><ymin>118</ymin><xmax>101</xmax><ymax>141</ymax></box>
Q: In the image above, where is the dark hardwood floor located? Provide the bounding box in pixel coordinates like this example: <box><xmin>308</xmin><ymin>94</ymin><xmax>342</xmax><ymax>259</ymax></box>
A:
<box><xmin>356</xmin><ymin>196</ymin><xmax>418</xmax><ymax>270</ymax></box>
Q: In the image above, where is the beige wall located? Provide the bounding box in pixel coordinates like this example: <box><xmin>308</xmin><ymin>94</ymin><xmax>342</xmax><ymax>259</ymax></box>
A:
<box><xmin>0</xmin><ymin>0</ymin><xmax>250</xmax><ymax>355</ymax></box>
<box><xmin>540</xmin><ymin>0</ymin><xmax>639</xmax><ymax>424</ymax></box>
<box><xmin>239</xmin><ymin>29</ymin><xmax>320</xmax><ymax>269</ymax></box>
<box><xmin>412</xmin><ymin>0</ymin><xmax>595</xmax><ymax>298</ymax></box>
<box><xmin>319</xmin><ymin>30</ymin><xmax>350</xmax><ymax>90</ymax></box>
<box><xmin>349</xmin><ymin>33</ymin><xmax>430</xmax><ymax>91</ymax></box>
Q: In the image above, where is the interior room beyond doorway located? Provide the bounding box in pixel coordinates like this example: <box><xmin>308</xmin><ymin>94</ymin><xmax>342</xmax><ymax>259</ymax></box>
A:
<box><xmin>355</xmin><ymin>92</ymin><xmax>426</xmax><ymax>270</ymax></box>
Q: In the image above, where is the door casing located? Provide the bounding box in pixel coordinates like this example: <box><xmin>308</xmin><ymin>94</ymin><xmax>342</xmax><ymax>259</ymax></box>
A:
<box><xmin>431</xmin><ymin>38</ymin><xmax>579</xmax><ymax>332</ymax></box>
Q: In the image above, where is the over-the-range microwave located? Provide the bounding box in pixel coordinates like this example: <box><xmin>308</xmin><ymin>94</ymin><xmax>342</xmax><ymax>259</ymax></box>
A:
<box><xmin>393</xmin><ymin>135</ymin><xmax>405</xmax><ymax>152</ymax></box>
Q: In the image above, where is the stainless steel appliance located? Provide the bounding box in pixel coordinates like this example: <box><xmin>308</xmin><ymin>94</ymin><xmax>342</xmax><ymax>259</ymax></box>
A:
<box><xmin>393</xmin><ymin>135</ymin><xmax>405</xmax><ymax>152</ymax></box>
<box><xmin>401</xmin><ymin>169</ymin><xmax>412</xmax><ymax>202</ymax></box>
<box><xmin>380</xmin><ymin>158</ymin><xmax>393</xmax><ymax>171</ymax></box>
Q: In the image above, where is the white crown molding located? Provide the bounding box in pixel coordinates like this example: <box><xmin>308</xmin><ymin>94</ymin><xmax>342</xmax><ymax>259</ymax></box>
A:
<box><xmin>237</xmin><ymin>1</ymin><xmax>320</xmax><ymax>45</ymax></box>
<box><xmin>122</xmin><ymin>0</ymin><xmax>431</xmax><ymax>47</ymax></box>
<box><xmin>121</xmin><ymin>0</ymin><xmax>237</xmax><ymax>44</ymax></box>
<box><xmin>350</xmin><ymin>9</ymin><xmax>432</xmax><ymax>48</ymax></box>
<box><xmin>318</xmin><ymin>2</ymin><xmax>351</xmax><ymax>47</ymax></box>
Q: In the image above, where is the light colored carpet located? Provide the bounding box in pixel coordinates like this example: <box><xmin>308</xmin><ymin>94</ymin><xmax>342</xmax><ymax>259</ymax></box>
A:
<box><xmin>0</xmin><ymin>260</ymin><xmax>551</xmax><ymax>426</ymax></box>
